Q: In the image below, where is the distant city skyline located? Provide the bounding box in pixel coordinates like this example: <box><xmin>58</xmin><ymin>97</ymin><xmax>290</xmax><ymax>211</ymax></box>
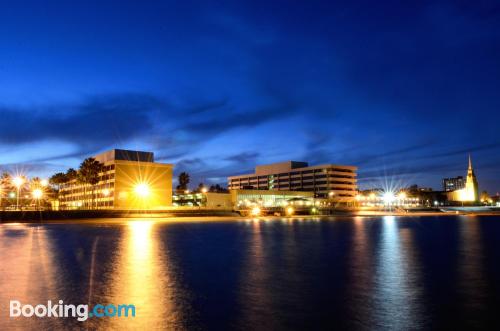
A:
<box><xmin>1</xmin><ymin>1</ymin><xmax>499</xmax><ymax>192</ymax></box>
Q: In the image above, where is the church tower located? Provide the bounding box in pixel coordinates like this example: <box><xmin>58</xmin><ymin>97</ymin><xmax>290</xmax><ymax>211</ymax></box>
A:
<box><xmin>464</xmin><ymin>154</ymin><xmax>479</xmax><ymax>202</ymax></box>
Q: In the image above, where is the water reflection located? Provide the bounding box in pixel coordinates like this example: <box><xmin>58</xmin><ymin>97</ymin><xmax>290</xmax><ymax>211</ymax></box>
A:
<box><xmin>237</xmin><ymin>220</ymin><xmax>276</xmax><ymax>328</ymax></box>
<box><xmin>374</xmin><ymin>216</ymin><xmax>425</xmax><ymax>330</ymax></box>
<box><xmin>458</xmin><ymin>216</ymin><xmax>487</xmax><ymax>327</ymax></box>
<box><xmin>346</xmin><ymin>217</ymin><xmax>375</xmax><ymax>328</ymax></box>
<box><xmin>0</xmin><ymin>224</ymin><xmax>64</xmax><ymax>329</ymax></box>
<box><xmin>94</xmin><ymin>221</ymin><xmax>182</xmax><ymax>330</ymax></box>
<box><xmin>1</xmin><ymin>216</ymin><xmax>500</xmax><ymax>330</ymax></box>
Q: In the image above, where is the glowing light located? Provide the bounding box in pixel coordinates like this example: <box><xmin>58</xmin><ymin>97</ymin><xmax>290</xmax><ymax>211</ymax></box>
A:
<box><xmin>311</xmin><ymin>207</ymin><xmax>317</xmax><ymax>214</ymax></box>
<box><xmin>382</xmin><ymin>192</ymin><xmax>395</xmax><ymax>204</ymax></box>
<box><xmin>9</xmin><ymin>192</ymin><xmax>15</xmax><ymax>198</ymax></box>
<box><xmin>32</xmin><ymin>189</ymin><xmax>43</xmax><ymax>199</ymax></box>
<box><xmin>328</xmin><ymin>191</ymin><xmax>335</xmax><ymax>197</ymax></box>
<box><xmin>40</xmin><ymin>179</ymin><xmax>49</xmax><ymax>187</ymax></box>
<box><xmin>397</xmin><ymin>192</ymin><xmax>406</xmax><ymax>200</ymax></box>
<box><xmin>286</xmin><ymin>206</ymin><xmax>294</xmax><ymax>216</ymax></box>
<box><xmin>134</xmin><ymin>183</ymin><xmax>150</xmax><ymax>198</ymax></box>
<box><xmin>355</xmin><ymin>194</ymin><xmax>363</xmax><ymax>201</ymax></box>
<box><xmin>369</xmin><ymin>193</ymin><xmax>376</xmax><ymax>200</ymax></box>
<box><xmin>102</xmin><ymin>189</ymin><xmax>110</xmax><ymax>196</ymax></box>
<box><xmin>13</xmin><ymin>177</ymin><xmax>24</xmax><ymax>188</ymax></box>
<box><xmin>184</xmin><ymin>190</ymin><xmax>190</xmax><ymax>194</ymax></box>
<box><xmin>251</xmin><ymin>206</ymin><xmax>261</xmax><ymax>216</ymax></box>
<box><xmin>201</xmin><ymin>187</ymin><xmax>208</xmax><ymax>193</ymax></box>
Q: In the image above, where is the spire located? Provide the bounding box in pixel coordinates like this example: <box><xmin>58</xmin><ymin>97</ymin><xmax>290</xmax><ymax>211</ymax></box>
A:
<box><xmin>468</xmin><ymin>154</ymin><xmax>472</xmax><ymax>171</ymax></box>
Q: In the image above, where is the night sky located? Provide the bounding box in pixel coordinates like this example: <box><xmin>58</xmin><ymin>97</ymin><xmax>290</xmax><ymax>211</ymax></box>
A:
<box><xmin>1</xmin><ymin>0</ymin><xmax>499</xmax><ymax>192</ymax></box>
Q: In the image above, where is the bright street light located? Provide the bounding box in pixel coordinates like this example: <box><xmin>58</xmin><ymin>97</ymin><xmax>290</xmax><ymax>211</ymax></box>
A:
<box><xmin>32</xmin><ymin>189</ymin><xmax>43</xmax><ymax>199</ymax></box>
<box><xmin>201</xmin><ymin>187</ymin><xmax>208</xmax><ymax>194</ymax></box>
<box><xmin>40</xmin><ymin>179</ymin><xmax>49</xmax><ymax>187</ymax></box>
<box><xmin>13</xmin><ymin>177</ymin><xmax>24</xmax><ymax>188</ymax></box>
<box><xmin>134</xmin><ymin>183</ymin><xmax>150</xmax><ymax>198</ymax></box>
<box><xmin>382</xmin><ymin>192</ymin><xmax>396</xmax><ymax>205</ymax></box>
<box><xmin>251</xmin><ymin>206</ymin><xmax>261</xmax><ymax>216</ymax></box>
<box><xmin>13</xmin><ymin>176</ymin><xmax>24</xmax><ymax>210</ymax></box>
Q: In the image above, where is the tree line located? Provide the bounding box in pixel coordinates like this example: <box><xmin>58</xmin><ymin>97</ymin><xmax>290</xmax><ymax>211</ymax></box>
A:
<box><xmin>175</xmin><ymin>171</ymin><xmax>228</xmax><ymax>193</ymax></box>
<box><xmin>49</xmin><ymin>157</ymin><xmax>105</xmax><ymax>209</ymax></box>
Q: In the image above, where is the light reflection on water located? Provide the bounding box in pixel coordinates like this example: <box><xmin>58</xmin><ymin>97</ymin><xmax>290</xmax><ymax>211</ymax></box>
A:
<box><xmin>1</xmin><ymin>216</ymin><xmax>500</xmax><ymax>330</ymax></box>
<box><xmin>373</xmin><ymin>216</ymin><xmax>425</xmax><ymax>330</ymax></box>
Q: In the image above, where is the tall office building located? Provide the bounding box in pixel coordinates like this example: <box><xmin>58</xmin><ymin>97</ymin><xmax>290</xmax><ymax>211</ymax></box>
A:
<box><xmin>442</xmin><ymin>176</ymin><xmax>465</xmax><ymax>192</ymax></box>
<box><xmin>59</xmin><ymin>149</ymin><xmax>173</xmax><ymax>209</ymax></box>
<box><xmin>228</xmin><ymin>161</ymin><xmax>357</xmax><ymax>202</ymax></box>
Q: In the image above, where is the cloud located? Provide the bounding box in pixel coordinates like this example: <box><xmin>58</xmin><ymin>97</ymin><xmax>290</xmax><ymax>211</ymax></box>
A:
<box><xmin>0</xmin><ymin>93</ymin><xmax>166</xmax><ymax>148</ymax></box>
<box><xmin>224</xmin><ymin>151</ymin><xmax>259</xmax><ymax>163</ymax></box>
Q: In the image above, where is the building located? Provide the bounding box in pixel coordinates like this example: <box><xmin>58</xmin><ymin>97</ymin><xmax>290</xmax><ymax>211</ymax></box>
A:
<box><xmin>442</xmin><ymin>176</ymin><xmax>465</xmax><ymax>192</ymax></box>
<box><xmin>228</xmin><ymin>161</ymin><xmax>357</xmax><ymax>202</ymax></box>
<box><xmin>173</xmin><ymin>192</ymin><xmax>233</xmax><ymax>209</ymax></box>
<box><xmin>59</xmin><ymin>149</ymin><xmax>173</xmax><ymax>209</ymax></box>
<box><xmin>173</xmin><ymin>189</ymin><xmax>315</xmax><ymax>210</ymax></box>
<box><xmin>447</xmin><ymin>155</ymin><xmax>479</xmax><ymax>203</ymax></box>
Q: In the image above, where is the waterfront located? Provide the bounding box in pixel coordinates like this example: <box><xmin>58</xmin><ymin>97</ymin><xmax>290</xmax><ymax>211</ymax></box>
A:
<box><xmin>1</xmin><ymin>216</ymin><xmax>500</xmax><ymax>330</ymax></box>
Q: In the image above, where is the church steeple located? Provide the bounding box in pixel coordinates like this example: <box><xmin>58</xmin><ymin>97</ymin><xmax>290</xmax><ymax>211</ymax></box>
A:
<box><xmin>465</xmin><ymin>154</ymin><xmax>479</xmax><ymax>202</ymax></box>
<box><xmin>468</xmin><ymin>154</ymin><xmax>475</xmax><ymax>177</ymax></box>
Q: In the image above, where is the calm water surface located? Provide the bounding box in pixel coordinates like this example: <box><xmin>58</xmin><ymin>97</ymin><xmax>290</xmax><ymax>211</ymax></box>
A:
<box><xmin>1</xmin><ymin>216</ymin><xmax>500</xmax><ymax>330</ymax></box>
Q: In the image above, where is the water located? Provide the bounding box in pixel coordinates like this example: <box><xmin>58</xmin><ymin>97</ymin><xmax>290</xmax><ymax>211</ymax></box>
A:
<box><xmin>1</xmin><ymin>216</ymin><xmax>500</xmax><ymax>330</ymax></box>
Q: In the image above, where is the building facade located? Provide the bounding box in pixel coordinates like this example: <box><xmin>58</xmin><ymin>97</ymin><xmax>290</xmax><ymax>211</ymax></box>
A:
<box><xmin>227</xmin><ymin>161</ymin><xmax>357</xmax><ymax>202</ymax></box>
<box><xmin>173</xmin><ymin>189</ymin><xmax>315</xmax><ymax>210</ymax></box>
<box><xmin>447</xmin><ymin>155</ymin><xmax>479</xmax><ymax>203</ymax></box>
<box><xmin>59</xmin><ymin>149</ymin><xmax>173</xmax><ymax>209</ymax></box>
<box><xmin>442</xmin><ymin>176</ymin><xmax>465</xmax><ymax>192</ymax></box>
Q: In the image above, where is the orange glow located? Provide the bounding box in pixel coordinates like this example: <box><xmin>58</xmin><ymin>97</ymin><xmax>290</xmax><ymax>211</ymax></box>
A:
<box><xmin>251</xmin><ymin>206</ymin><xmax>261</xmax><ymax>216</ymax></box>
<box><xmin>134</xmin><ymin>183</ymin><xmax>150</xmax><ymax>198</ymax></box>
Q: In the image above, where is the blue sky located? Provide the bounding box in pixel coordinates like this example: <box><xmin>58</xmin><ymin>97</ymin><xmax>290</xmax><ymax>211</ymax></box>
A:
<box><xmin>1</xmin><ymin>0</ymin><xmax>500</xmax><ymax>192</ymax></box>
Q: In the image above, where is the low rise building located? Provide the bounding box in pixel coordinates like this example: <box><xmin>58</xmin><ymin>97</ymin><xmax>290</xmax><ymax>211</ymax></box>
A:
<box><xmin>228</xmin><ymin>161</ymin><xmax>357</xmax><ymax>202</ymax></box>
<box><xmin>59</xmin><ymin>149</ymin><xmax>173</xmax><ymax>210</ymax></box>
<box><xmin>173</xmin><ymin>189</ymin><xmax>316</xmax><ymax>210</ymax></box>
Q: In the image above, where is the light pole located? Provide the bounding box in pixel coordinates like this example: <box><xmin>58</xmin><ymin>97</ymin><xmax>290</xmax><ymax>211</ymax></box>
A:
<box><xmin>32</xmin><ymin>189</ymin><xmax>43</xmax><ymax>210</ymax></box>
<box><xmin>13</xmin><ymin>177</ymin><xmax>24</xmax><ymax>211</ymax></box>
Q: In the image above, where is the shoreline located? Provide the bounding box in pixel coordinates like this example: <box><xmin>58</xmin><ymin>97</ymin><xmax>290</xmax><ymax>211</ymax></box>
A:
<box><xmin>1</xmin><ymin>209</ymin><xmax>500</xmax><ymax>224</ymax></box>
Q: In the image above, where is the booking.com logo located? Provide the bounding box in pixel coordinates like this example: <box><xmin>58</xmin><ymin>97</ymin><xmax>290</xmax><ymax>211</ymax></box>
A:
<box><xmin>10</xmin><ymin>300</ymin><xmax>135</xmax><ymax>322</ymax></box>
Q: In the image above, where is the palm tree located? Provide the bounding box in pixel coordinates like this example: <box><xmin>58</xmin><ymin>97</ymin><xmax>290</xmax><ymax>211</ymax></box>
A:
<box><xmin>66</xmin><ymin>168</ymin><xmax>78</xmax><ymax>181</ymax></box>
<box><xmin>177</xmin><ymin>172</ymin><xmax>190</xmax><ymax>192</ymax></box>
<box><xmin>50</xmin><ymin>172</ymin><xmax>68</xmax><ymax>191</ymax></box>
<box><xmin>50</xmin><ymin>172</ymin><xmax>68</xmax><ymax>207</ymax></box>
<box><xmin>78</xmin><ymin>158</ymin><xmax>104</xmax><ymax>209</ymax></box>
<box><xmin>0</xmin><ymin>172</ymin><xmax>10</xmax><ymax>210</ymax></box>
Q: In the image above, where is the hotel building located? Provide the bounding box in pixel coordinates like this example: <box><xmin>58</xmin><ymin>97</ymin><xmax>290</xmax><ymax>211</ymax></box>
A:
<box><xmin>59</xmin><ymin>149</ymin><xmax>173</xmax><ymax>210</ymax></box>
<box><xmin>227</xmin><ymin>161</ymin><xmax>357</xmax><ymax>202</ymax></box>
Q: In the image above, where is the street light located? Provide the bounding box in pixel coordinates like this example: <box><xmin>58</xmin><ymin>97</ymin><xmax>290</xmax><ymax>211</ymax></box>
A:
<box><xmin>40</xmin><ymin>179</ymin><xmax>49</xmax><ymax>187</ymax></box>
<box><xmin>251</xmin><ymin>206</ymin><xmax>261</xmax><ymax>216</ymax></box>
<box><xmin>32</xmin><ymin>189</ymin><xmax>43</xmax><ymax>210</ymax></box>
<box><xmin>201</xmin><ymin>187</ymin><xmax>208</xmax><ymax>194</ymax></box>
<box><xmin>13</xmin><ymin>176</ymin><xmax>24</xmax><ymax>210</ymax></box>
<box><xmin>134</xmin><ymin>183</ymin><xmax>150</xmax><ymax>198</ymax></box>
